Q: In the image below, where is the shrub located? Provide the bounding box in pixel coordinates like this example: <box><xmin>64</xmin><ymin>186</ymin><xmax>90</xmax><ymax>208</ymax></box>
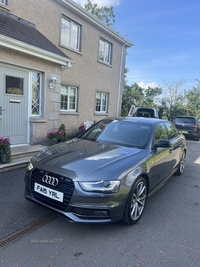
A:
<box><xmin>0</xmin><ymin>136</ymin><xmax>11</xmax><ymax>163</ymax></box>
<box><xmin>46</xmin><ymin>124</ymin><xmax>67</xmax><ymax>145</ymax></box>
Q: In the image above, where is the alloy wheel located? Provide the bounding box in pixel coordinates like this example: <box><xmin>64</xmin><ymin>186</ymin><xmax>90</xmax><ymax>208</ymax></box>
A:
<box><xmin>179</xmin><ymin>151</ymin><xmax>186</xmax><ymax>174</ymax></box>
<box><xmin>130</xmin><ymin>180</ymin><xmax>147</xmax><ymax>221</ymax></box>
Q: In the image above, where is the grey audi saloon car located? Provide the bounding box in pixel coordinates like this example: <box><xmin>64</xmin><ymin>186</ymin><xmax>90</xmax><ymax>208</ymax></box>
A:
<box><xmin>24</xmin><ymin>117</ymin><xmax>186</xmax><ymax>225</ymax></box>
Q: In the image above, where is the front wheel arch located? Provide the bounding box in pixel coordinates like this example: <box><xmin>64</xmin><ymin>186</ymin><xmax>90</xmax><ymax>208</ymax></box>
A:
<box><xmin>123</xmin><ymin>176</ymin><xmax>148</xmax><ymax>225</ymax></box>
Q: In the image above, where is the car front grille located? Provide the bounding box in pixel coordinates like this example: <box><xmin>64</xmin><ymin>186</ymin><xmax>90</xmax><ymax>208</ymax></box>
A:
<box><xmin>31</xmin><ymin>168</ymin><xmax>75</xmax><ymax>211</ymax></box>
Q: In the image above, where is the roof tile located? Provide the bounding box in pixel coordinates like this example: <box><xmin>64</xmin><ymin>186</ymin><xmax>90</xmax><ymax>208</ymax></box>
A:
<box><xmin>0</xmin><ymin>10</ymin><xmax>71</xmax><ymax>60</ymax></box>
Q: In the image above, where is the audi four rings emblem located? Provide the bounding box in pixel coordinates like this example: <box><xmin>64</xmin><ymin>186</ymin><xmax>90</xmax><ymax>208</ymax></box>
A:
<box><xmin>42</xmin><ymin>174</ymin><xmax>59</xmax><ymax>186</ymax></box>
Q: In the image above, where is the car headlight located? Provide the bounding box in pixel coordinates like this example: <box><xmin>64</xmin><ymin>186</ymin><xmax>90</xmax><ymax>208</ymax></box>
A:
<box><xmin>79</xmin><ymin>180</ymin><xmax>120</xmax><ymax>193</ymax></box>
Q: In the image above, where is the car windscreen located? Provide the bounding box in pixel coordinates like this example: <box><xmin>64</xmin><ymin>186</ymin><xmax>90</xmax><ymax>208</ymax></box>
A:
<box><xmin>80</xmin><ymin>119</ymin><xmax>152</xmax><ymax>148</ymax></box>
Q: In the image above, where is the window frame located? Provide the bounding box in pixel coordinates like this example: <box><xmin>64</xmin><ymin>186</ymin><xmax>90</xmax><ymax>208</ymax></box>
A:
<box><xmin>31</xmin><ymin>71</ymin><xmax>42</xmax><ymax>116</ymax></box>
<box><xmin>98</xmin><ymin>38</ymin><xmax>112</xmax><ymax>65</ymax></box>
<box><xmin>164</xmin><ymin>122</ymin><xmax>179</xmax><ymax>140</ymax></box>
<box><xmin>60</xmin><ymin>85</ymin><xmax>78</xmax><ymax>112</ymax></box>
<box><xmin>0</xmin><ymin>0</ymin><xmax>8</xmax><ymax>5</ymax></box>
<box><xmin>60</xmin><ymin>14</ymin><xmax>81</xmax><ymax>51</ymax></box>
<box><xmin>95</xmin><ymin>91</ymin><xmax>109</xmax><ymax>113</ymax></box>
<box><xmin>5</xmin><ymin>75</ymin><xmax>24</xmax><ymax>95</ymax></box>
<box><xmin>154</xmin><ymin>123</ymin><xmax>168</xmax><ymax>143</ymax></box>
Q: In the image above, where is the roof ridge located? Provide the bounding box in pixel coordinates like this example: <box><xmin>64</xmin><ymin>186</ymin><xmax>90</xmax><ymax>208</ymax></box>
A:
<box><xmin>0</xmin><ymin>9</ymin><xmax>35</xmax><ymax>28</ymax></box>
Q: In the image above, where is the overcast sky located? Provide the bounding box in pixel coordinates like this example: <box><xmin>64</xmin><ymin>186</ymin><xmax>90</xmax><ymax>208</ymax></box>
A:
<box><xmin>73</xmin><ymin>0</ymin><xmax>200</xmax><ymax>91</ymax></box>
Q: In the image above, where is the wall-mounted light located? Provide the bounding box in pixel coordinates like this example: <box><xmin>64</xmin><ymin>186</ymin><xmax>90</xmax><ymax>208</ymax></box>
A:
<box><xmin>49</xmin><ymin>75</ymin><xmax>57</xmax><ymax>89</ymax></box>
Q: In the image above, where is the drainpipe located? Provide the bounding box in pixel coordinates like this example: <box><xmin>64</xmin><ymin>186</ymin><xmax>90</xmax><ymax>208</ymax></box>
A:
<box><xmin>116</xmin><ymin>42</ymin><xmax>126</xmax><ymax>116</ymax></box>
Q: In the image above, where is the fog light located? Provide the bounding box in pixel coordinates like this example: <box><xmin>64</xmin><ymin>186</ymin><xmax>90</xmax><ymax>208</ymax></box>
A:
<box><xmin>92</xmin><ymin>210</ymin><xmax>109</xmax><ymax>216</ymax></box>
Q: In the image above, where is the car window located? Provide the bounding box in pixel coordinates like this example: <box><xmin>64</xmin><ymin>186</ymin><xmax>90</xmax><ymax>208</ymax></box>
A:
<box><xmin>135</xmin><ymin>108</ymin><xmax>157</xmax><ymax>118</ymax></box>
<box><xmin>81</xmin><ymin>120</ymin><xmax>108</xmax><ymax>141</ymax></box>
<box><xmin>164</xmin><ymin>122</ymin><xmax>178</xmax><ymax>140</ymax></box>
<box><xmin>154</xmin><ymin>123</ymin><xmax>168</xmax><ymax>143</ymax></box>
<box><xmin>81</xmin><ymin>119</ymin><xmax>152</xmax><ymax>147</ymax></box>
<box><xmin>137</xmin><ymin>110</ymin><xmax>154</xmax><ymax>118</ymax></box>
<box><xmin>175</xmin><ymin>117</ymin><xmax>196</xmax><ymax>124</ymax></box>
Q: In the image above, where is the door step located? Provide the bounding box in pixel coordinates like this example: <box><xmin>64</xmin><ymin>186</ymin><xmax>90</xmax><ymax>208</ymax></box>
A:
<box><xmin>11</xmin><ymin>145</ymin><xmax>47</xmax><ymax>160</ymax></box>
<box><xmin>0</xmin><ymin>144</ymin><xmax>48</xmax><ymax>173</ymax></box>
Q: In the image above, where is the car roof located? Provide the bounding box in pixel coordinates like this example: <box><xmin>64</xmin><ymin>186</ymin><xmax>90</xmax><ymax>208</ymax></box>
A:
<box><xmin>175</xmin><ymin>116</ymin><xmax>197</xmax><ymax>119</ymax></box>
<box><xmin>104</xmin><ymin>116</ymin><xmax>167</xmax><ymax>125</ymax></box>
<box><xmin>125</xmin><ymin>117</ymin><xmax>166</xmax><ymax>124</ymax></box>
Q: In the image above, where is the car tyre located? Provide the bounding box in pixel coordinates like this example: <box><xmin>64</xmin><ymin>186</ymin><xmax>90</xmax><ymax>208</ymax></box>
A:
<box><xmin>175</xmin><ymin>150</ymin><xmax>186</xmax><ymax>175</ymax></box>
<box><xmin>195</xmin><ymin>134</ymin><xmax>200</xmax><ymax>141</ymax></box>
<box><xmin>123</xmin><ymin>177</ymin><xmax>147</xmax><ymax>225</ymax></box>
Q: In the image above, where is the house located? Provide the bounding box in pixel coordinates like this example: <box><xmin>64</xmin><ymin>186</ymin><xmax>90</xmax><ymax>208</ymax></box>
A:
<box><xmin>0</xmin><ymin>0</ymin><xmax>132</xmax><ymax>146</ymax></box>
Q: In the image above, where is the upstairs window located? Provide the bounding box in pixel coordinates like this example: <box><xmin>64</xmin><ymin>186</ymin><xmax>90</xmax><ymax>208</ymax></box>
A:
<box><xmin>61</xmin><ymin>15</ymin><xmax>81</xmax><ymax>51</ymax></box>
<box><xmin>0</xmin><ymin>0</ymin><xmax>8</xmax><ymax>5</ymax></box>
<box><xmin>60</xmin><ymin>86</ymin><xmax>78</xmax><ymax>111</ymax></box>
<box><xmin>98</xmin><ymin>38</ymin><xmax>112</xmax><ymax>65</ymax></box>
<box><xmin>95</xmin><ymin>92</ymin><xmax>108</xmax><ymax>113</ymax></box>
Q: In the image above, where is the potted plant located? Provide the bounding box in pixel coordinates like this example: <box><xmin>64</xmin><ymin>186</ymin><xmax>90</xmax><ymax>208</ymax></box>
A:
<box><xmin>78</xmin><ymin>121</ymin><xmax>94</xmax><ymax>135</ymax></box>
<box><xmin>0</xmin><ymin>136</ymin><xmax>11</xmax><ymax>163</ymax></box>
<box><xmin>46</xmin><ymin>124</ymin><xmax>67</xmax><ymax>145</ymax></box>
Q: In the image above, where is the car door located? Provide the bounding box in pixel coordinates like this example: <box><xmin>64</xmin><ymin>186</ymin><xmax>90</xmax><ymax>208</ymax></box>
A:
<box><xmin>164</xmin><ymin>121</ymin><xmax>182</xmax><ymax>171</ymax></box>
<box><xmin>150</xmin><ymin>122</ymin><xmax>177</xmax><ymax>190</ymax></box>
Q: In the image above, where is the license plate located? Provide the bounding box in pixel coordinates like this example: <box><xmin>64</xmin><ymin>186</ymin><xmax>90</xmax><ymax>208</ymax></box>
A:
<box><xmin>34</xmin><ymin>182</ymin><xmax>64</xmax><ymax>202</ymax></box>
<box><xmin>179</xmin><ymin>130</ymin><xmax>187</xmax><ymax>134</ymax></box>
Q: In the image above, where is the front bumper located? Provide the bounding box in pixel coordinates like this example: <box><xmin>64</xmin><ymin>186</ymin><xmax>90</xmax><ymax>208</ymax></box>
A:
<box><xmin>24</xmin><ymin>171</ymin><xmax>127</xmax><ymax>223</ymax></box>
<box><xmin>25</xmin><ymin>191</ymin><xmax>113</xmax><ymax>223</ymax></box>
<box><xmin>178</xmin><ymin>129</ymin><xmax>199</xmax><ymax>139</ymax></box>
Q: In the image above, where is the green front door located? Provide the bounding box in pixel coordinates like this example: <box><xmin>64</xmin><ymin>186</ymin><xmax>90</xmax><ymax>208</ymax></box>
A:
<box><xmin>0</xmin><ymin>65</ymin><xmax>29</xmax><ymax>145</ymax></box>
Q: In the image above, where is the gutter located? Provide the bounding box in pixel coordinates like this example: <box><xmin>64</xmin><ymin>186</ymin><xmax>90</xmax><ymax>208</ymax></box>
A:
<box><xmin>0</xmin><ymin>34</ymin><xmax>74</xmax><ymax>67</ymax></box>
<box><xmin>57</xmin><ymin>0</ymin><xmax>133</xmax><ymax>47</ymax></box>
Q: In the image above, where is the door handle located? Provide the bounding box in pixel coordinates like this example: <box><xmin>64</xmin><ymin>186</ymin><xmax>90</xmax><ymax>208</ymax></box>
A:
<box><xmin>0</xmin><ymin>106</ymin><xmax>5</xmax><ymax>115</ymax></box>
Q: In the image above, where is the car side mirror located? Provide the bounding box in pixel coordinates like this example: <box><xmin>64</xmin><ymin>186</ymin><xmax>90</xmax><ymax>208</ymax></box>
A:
<box><xmin>154</xmin><ymin>139</ymin><xmax>171</xmax><ymax>148</ymax></box>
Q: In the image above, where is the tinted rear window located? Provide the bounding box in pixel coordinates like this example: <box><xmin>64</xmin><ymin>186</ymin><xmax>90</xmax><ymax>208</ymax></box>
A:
<box><xmin>135</xmin><ymin>109</ymin><xmax>155</xmax><ymax>118</ymax></box>
<box><xmin>175</xmin><ymin>117</ymin><xmax>196</xmax><ymax>124</ymax></box>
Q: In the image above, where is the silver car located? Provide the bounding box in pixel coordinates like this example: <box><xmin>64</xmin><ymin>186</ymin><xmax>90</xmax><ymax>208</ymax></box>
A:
<box><xmin>24</xmin><ymin>117</ymin><xmax>186</xmax><ymax>225</ymax></box>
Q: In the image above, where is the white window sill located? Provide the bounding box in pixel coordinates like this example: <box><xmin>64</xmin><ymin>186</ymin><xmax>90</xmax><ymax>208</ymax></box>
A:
<box><xmin>60</xmin><ymin>111</ymin><xmax>79</xmax><ymax>115</ymax></box>
<box><xmin>94</xmin><ymin>112</ymin><xmax>108</xmax><ymax>116</ymax></box>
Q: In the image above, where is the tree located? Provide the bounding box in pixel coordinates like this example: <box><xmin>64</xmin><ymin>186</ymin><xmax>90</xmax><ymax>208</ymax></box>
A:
<box><xmin>84</xmin><ymin>0</ymin><xmax>115</xmax><ymax>26</ymax></box>
<box><xmin>161</xmin><ymin>79</ymin><xmax>185</xmax><ymax>121</ymax></box>
<box><xmin>121</xmin><ymin>83</ymin><xmax>144</xmax><ymax>116</ymax></box>
<box><xmin>186</xmin><ymin>80</ymin><xmax>200</xmax><ymax>117</ymax></box>
<box><xmin>142</xmin><ymin>86</ymin><xmax>163</xmax><ymax>107</ymax></box>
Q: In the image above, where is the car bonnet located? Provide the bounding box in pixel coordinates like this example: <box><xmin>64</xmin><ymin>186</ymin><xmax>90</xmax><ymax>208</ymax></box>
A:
<box><xmin>31</xmin><ymin>139</ymin><xmax>147</xmax><ymax>181</ymax></box>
